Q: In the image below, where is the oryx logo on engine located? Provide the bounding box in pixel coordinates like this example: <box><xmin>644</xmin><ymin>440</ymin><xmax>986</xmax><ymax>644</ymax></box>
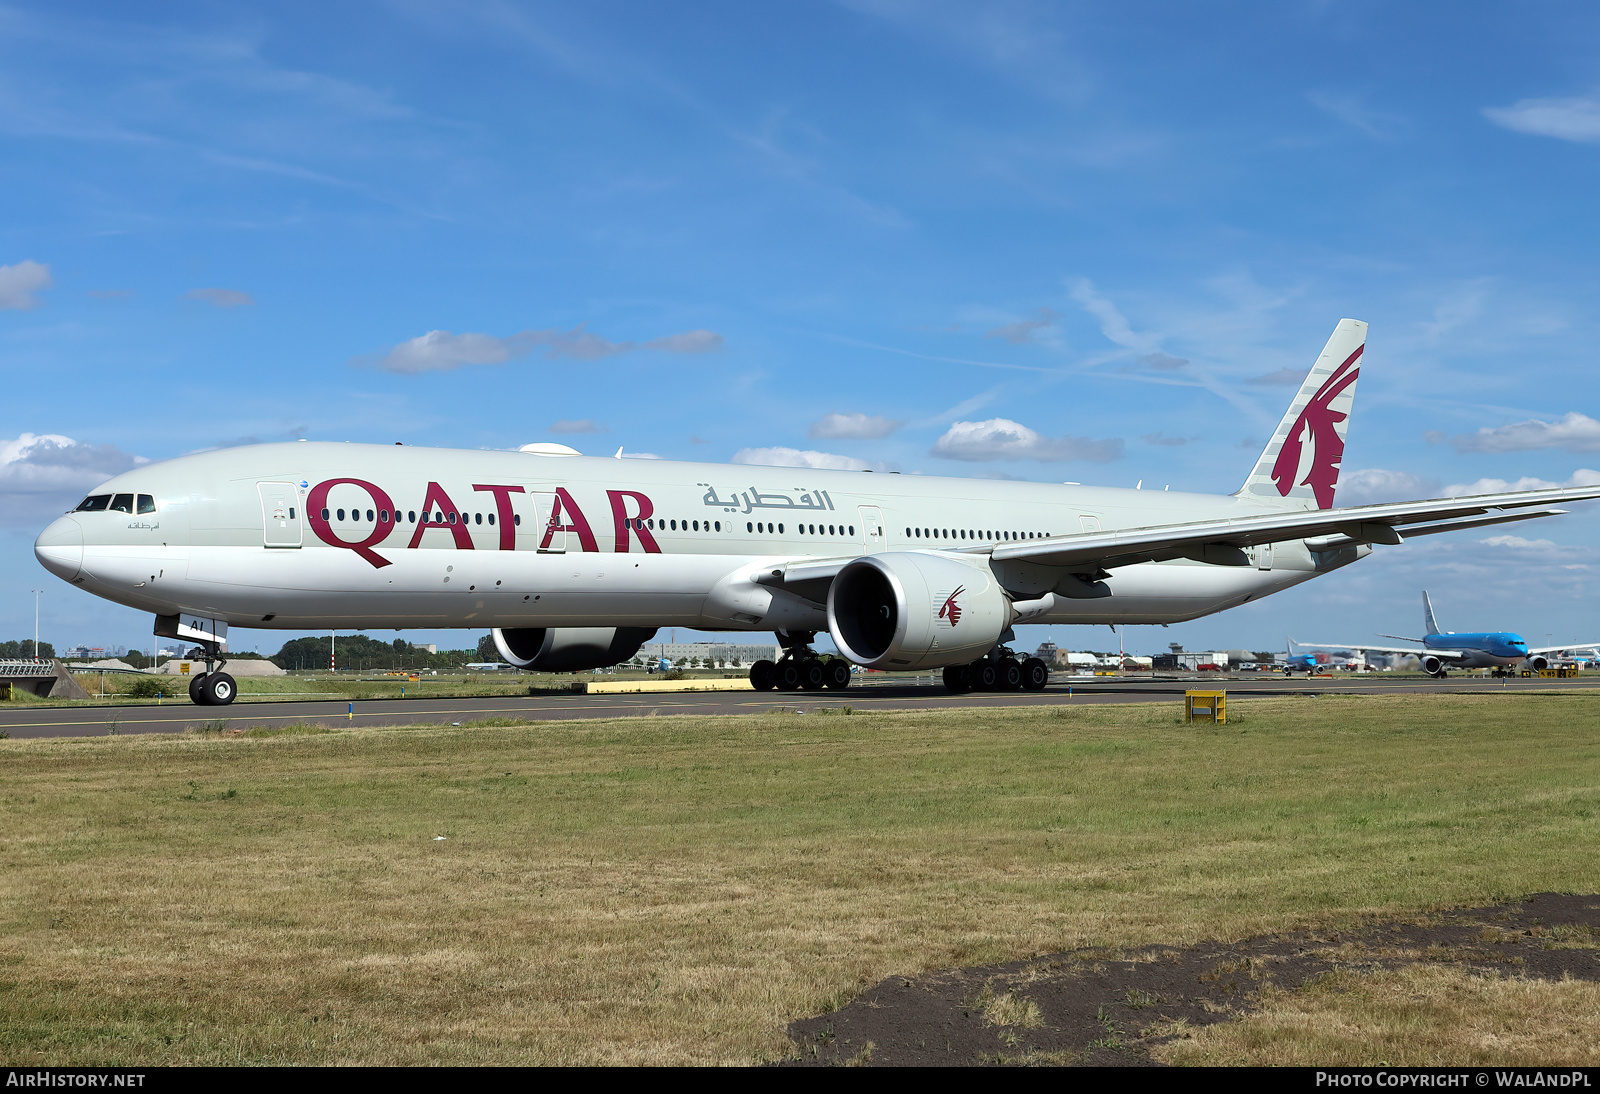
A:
<box><xmin>938</xmin><ymin>586</ymin><xmax>965</xmax><ymax>627</ymax></box>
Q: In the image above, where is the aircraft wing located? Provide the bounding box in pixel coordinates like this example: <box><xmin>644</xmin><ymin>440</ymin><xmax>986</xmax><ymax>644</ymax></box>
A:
<box><xmin>1526</xmin><ymin>642</ymin><xmax>1600</xmax><ymax>657</ymax></box>
<box><xmin>1295</xmin><ymin>640</ymin><xmax>1467</xmax><ymax>660</ymax></box>
<box><xmin>987</xmin><ymin>487</ymin><xmax>1596</xmax><ymax>572</ymax></box>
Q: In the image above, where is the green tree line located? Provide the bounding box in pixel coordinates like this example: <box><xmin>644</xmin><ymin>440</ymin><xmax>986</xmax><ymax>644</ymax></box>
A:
<box><xmin>269</xmin><ymin>634</ymin><xmax>496</xmax><ymax>672</ymax></box>
<box><xmin>0</xmin><ymin>639</ymin><xmax>56</xmax><ymax>659</ymax></box>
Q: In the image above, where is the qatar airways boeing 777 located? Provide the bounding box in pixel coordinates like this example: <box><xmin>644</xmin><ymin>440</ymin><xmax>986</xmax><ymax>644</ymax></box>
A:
<box><xmin>33</xmin><ymin>319</ymin><xmax>1600</xmax><ymax>704</ymax></box>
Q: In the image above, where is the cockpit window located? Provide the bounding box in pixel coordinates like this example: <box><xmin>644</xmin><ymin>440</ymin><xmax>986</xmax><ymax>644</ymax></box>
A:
<box><xmin>136</xmin><ymin>494</ymin><xmax>156</xmax><ymax>515</ymax></box>
<box><xmin>75</xmin><ymin>495</ymin><xmax>111</xmax><ymax>512</ymax></box>
<box><xmin>110</xmin><ymin>494</ymin><xmax>134</xmax><ymax>513</ymax></box>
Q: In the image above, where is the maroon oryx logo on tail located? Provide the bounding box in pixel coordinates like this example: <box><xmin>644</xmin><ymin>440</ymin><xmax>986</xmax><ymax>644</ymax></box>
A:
<box><xmin>938</xmin><ymin>586</ymin><xmax>966</xmax><ymax>627</ymax></box>
<box><xmin>1271</xmin><ymin>345</ymin><xmax>1362</xmax><ymax>510</ymax></box>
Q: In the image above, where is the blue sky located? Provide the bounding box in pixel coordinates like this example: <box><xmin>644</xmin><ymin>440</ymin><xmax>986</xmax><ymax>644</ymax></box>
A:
<box><xmin>5</xmin><ymin>0</ymin><xmax>1600</xmax><ymax>658</ymax></box>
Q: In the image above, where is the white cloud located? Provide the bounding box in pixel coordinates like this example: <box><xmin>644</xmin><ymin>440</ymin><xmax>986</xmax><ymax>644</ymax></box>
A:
<box><xmin>364</xmin><ymin>325</ymin><xmax>727</xmax><ymax>373</ymax></box>
<box><xmin>1480</xmin><ymin>535</ymin><xmax>1559</xmax><ymax>549</ymax></box>
<box><xmin>1140</xmin><ymin>352</ymin><xmax>1188</xmax><ymax>371</ymax></box>
<box><xmin>1140</xmin><ymin>432</ymin><xmax>1188</xmax><ymax>447</ymax></box>
<box><xmin>1437</xmin><ymin>412</ymin><xmax>1600</xmax><ymax>454</ymax></box>
<box><xmin>371</xmin><ymin>330</ymin><xmax>538</xmax><ymax>374</ymax></box>
<box><xmin>732</xmin><ymin>446</ymin><xmax>886</xmax><ymax>471</ymax></box>
<box><xmin>1069</xmin><ymin>279</ymin><xmax>1160</xmax><ymax>353</ymax></box>
<box><xmin>984</xmin><ymin>307</ymin><xmax>1060</xmax><ymax>346</ymax></box>
<box><xmin>0</xmin><ymin>433</ymin><xmax>145</xmax><ymax>526</ymax></box>
<box><xmin>1444</xmin><ymin>468</ymin><xmax>1600</xmax><ymax>496</ymax></box>
<box><xmin>0</xmin><ymin>260</ymin><xmax>52</xmax><ymax>310</ymax></box>
<box><xmin>1336</xmin><ymin>469</ymin><xmax>1441</xmax><ymax>505</ymax></box>
<box><xmin>187</xmin><ymin>287</ymin><xmax>254</xmax><ymax>308</ymax></box>
<box><xmin>642</xmin><ymin>329</ymin><xmax>724</xmax><ymax>353</ymax></box>
<box><xmin>1309</xmin><ymin>90</ymin><xmax>1408</xmax><ymax>140</ymax></box>
<box><xmin>549</xmin><ymin>419</ymin><xmax>605</xmax><ymax>434</ymax></box>
<box><xmin>1</xmin><ymin>433</ymin><xmax>143</xmax><ymax>492</ymax></box>
<box><xmin>930</xmin><ymin>418</ymin><xmax>1123</xmax><ymax>463</ymax></box>
<box><xmin>807</xmin><ymin>412</ymin><xmax>902</xmax><ymax>440</ymax></box>
<box><xmin>1484</xmin><ymin>96</ymin><xmax>1600</xmax><ymax>143</ymax></box>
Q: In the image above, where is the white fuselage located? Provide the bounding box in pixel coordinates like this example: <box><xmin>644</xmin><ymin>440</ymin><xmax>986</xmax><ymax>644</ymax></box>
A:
<box><xmin>34</xmin><ymin>441</ymin><xmax>1365</xmax><ymax>636</ymax></box>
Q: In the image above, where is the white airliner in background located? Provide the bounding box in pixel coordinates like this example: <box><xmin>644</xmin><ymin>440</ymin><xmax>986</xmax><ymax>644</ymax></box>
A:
<box><xmin>33</xmin><ymin>319</ymin><xmax>1600</xmax><ymax>704</ymax></box>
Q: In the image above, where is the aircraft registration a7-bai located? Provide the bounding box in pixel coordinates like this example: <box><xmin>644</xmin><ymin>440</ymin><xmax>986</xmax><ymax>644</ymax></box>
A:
<box><xmin>34</xmin><ymin>319</ymin><xmax>1600</xmax><ymax>705</ymax></box>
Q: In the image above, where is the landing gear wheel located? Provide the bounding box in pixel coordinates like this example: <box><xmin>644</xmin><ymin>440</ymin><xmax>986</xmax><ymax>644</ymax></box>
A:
<box><xmin>974</xmin><ymin>660</ymin><xmax>999</xmax><ymax>691</ymax></box>
<box><xmin>750</xmin><ymin>660</ymin><xmax>776</xmax><ymax>691</ymax></box>
<box><xmin>798</xmin><ymin>658</ymin><xmax>827</xmax><ymax>690</ymax></box>
<box><xmin>998</xmin><ymin>657</ymin><xmax>1023</xmax><ymax>691</ymax></box>
<box><xmin>776</xmin><ymin>660</ymin><xmax>803</xmax><ymax>691</ymax></box>
<box><xmin>1021</xmin><ymin>657</ymin><xmax>1050</xmax><ymax>691</ymax></box>
<box><xmin>200</xmin><ymin>672</ymin><xmax>236</xmax><ymax>706</ymax></box>
<box><xmin>188</xmin><ymin>672</ymin><xmax>211</xmax><ymax>705</ymax></box>
<box><xmin>942</xmin><ymin>664</ymin><xmax>972</xmax><ymax>693</ymax></box>
<box><xmin>824</xmin><ymin>660</ymin><xmax>851</xmax><ymax>690</ymax></box>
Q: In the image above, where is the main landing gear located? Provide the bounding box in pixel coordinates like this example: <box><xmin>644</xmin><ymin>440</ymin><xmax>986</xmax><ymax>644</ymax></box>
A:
<box><xmin>184</xmin><ymin>643</ymin><xmax>237</xmax><ymax>706</ymax></box>
<box><xmin>941</xmin><ymin>649</ymin><xmax>1051</xmax><ymax>694</ymax></box>
<box><xmin>749</xmin><ymin>630</ymin><xmax>852</xmax><ymax>692</ymax></box>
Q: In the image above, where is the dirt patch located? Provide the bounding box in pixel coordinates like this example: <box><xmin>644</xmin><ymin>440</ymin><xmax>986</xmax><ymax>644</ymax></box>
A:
<box><xmin>778</xmin><ymin>893</ymin><xmax>1600</xmax><ymax>1066</ymax></box>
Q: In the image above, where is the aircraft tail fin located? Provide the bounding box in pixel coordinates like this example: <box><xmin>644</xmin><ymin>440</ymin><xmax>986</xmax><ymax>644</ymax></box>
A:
<box><xmin>1423</xmin><ymin>591</ymin><xmax>1441</xmax><ymax>636</ymax></box>
<box><xmin>1235</xmin><ymin>318</ymin><xmax>1367</xmax><ymax>509</ymax></box>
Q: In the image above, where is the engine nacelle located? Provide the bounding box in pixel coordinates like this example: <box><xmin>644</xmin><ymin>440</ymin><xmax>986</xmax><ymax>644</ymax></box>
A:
<box><xmin>492</xmin><ymin>627</ymin><xmax>658</xmax><ymax>672</ymax></box>
<box><xmin>1528</xmin><ymin>655</ymin><xmax>1550</xmax><ymax>671</ymax></box>
<box><xmin>1421</xmin><ymin>655</ymin><xmax>1444</xmax><ymax>676</ymax></box>
<box><xmin>827</xmin><ymin>552</ymin><xmax>1008</xmax><ymax>671</ymax></box>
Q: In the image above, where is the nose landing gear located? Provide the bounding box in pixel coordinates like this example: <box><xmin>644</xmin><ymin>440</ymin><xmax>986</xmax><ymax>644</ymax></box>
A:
<box><xmin>183</xmin><ymin>644</ymin><xmax>237</xmax><ymax>706</ymax></box>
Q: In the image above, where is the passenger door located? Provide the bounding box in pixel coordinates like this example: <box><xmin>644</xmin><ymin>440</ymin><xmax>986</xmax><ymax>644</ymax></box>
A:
<box><xmin>532</xmin><ymin>490</ymin><xmax>566</xmax><ymax>553</ymax></box>
<box><xmin>257</xmin><ymin>482</ymin><xmax>303</xmax><ymax>548</ymax></box>
<box><xmin>857</xmin><ymin>505</ymin><xmax>886</xmax><ymax>549</ymax></box>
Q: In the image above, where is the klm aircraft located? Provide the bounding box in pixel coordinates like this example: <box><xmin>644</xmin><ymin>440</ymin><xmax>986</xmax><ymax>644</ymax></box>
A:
<box><xmin>1297</xmin><ymin>592</ymin><xmax>1599</xmax><ymax>677</ymax></box>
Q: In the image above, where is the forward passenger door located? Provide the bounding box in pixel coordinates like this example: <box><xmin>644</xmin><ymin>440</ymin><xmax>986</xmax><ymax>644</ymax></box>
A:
<box><xmin>257</xmin><ymin>482</ymin><xmax>303</xmax><ymax>548</ymax></box>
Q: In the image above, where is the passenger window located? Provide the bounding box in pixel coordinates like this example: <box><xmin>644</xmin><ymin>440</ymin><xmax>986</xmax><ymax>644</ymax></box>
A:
<box><xmin>488</xmin><ymin>513</ymin><xmax>495</xmax><ymax>525</ymax></box>
<box><xmin>136</xmin><ymin>495</ymin><xmax>156</xmax><ymax>514</ymax></box>
<box><xmin>693</xmin><ymin>520</ymin><xmax>700</xmax><ymax>531</ymax></box>
<box><xmin>778</xmin><ymin>523</ymin><xmax>784</xmax><ymax>534</ymax></box>
<box><xmin>747</xmin><ymin>522</ymin><xmax>754</xmax><ymax>532</ymax></box>
<box><xmin>289</xmin><ymin>508</ymin><xmax>295</xmax><ymax>519</ymax></box>
<box><xmin>513</xmin><ymin>514</ymin><xmax>521</xmax><ymax>525</ymax></box>
<box><xmin>714</xmin><ymin>521</ymin><xmax>721</xmax><ymax>531</ymax></box>
<box><xmin>321</xmin><ymin>508</ymin><xmax>330</xmax><ymax>520</ymax></box>
<box><xmin>337</xmin><ymin>509</ymin><xmax>346</xmax><ymax>520</ymax></box>
<box><xmin>380</xmin><ymin>510</ymin><xmax>389</xmax><ymax>523</ymax></box>
<box><xmin>849</xmin><ymin>525</ymin><xmax>855</xmax><ymax>535</ymax></box>
<box><xmin>110</xmin><ymin>493</ymin><xmax>134</xmax><ymax>513</ymax></box>
<box><xmin>448</xmin><ymin>512</ymin><xmax>457</xmax><ymax>524</ymax></box>
<box><xmin>367</xmin><ymin>509</ymin><xmax>374</xmax><ymax>522</ymax></box>
<box><xmin>408</xmin><ymin>511</ymin><xmax>416</xmax><ymax>523</ymax></box>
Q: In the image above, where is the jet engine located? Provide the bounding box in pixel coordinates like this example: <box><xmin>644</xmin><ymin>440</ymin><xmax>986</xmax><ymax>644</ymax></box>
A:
<box><xmin>1421</xmin><ymin>654</ymin><xmax>1445</xmax><ymax>676</ymax></box>
<box><xmin>827</xmin><ymin>552</ymin><xmax>1008</xmax><ymax>671</ymax></box>
<box><xmin>1527</xmin><ymin>655</ymin><xmax>1550</xmax><ymax>671</ymax></box>
<box><xmin>492</xmin><ymin>627</ymin><xmax>658</xmax><ymax>672</ymax></box>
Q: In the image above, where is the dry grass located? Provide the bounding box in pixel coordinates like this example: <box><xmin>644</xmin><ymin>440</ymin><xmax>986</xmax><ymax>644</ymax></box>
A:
<box><xmin>0</xmin><ymin>694</ymin><xmax>1597</xmax><ymax>1065</ymax></box>
<box><xmin>1154</xmin><ymin>966</ymin><xmax>1600</xmax><ymax>1066</ymax></box>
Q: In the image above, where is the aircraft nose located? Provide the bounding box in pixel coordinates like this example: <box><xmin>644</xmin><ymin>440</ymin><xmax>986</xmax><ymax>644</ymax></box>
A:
<box><xmin>34</xmin><ymin>515</ymin><xmax>83</xmax><ymax>582</ymax></box>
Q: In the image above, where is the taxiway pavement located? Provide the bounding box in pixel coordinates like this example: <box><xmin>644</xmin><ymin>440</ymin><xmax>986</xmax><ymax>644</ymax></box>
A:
<box><xmin>2</xmin><ymin>673</ymin><xmax>1596</xmax><ymax>739</ymax></box>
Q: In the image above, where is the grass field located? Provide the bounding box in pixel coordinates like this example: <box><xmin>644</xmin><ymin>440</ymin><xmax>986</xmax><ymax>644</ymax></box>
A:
<box><xmin>1</xmin><ymin>694</ymin><xmax>1597</xmax><ymax>1065</ymax></box>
